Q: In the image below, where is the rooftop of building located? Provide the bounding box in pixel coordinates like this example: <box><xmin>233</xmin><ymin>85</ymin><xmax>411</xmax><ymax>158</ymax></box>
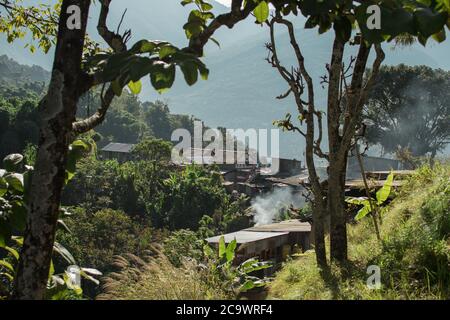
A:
<box><xmin>101</xmin><ymin>143</ymin><xmax>135</xmax><ymax>153</ymax></box>
<box><xmin>205</xmin><ymin>220</ymin><xmax>312</xmax><ymax>244</ymax></box>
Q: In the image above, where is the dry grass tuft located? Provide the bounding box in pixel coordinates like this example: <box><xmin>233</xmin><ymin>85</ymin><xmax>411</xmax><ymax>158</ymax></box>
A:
<box><xmin>96</xmin><ymin>244</ymin><xmax>228</xmax><ymax>300</ymax></box>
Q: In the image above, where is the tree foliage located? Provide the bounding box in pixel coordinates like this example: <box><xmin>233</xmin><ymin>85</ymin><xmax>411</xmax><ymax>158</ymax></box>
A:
<box><xmin>364</xmin><ymin>65</ymin><xmax>450</xmax><ymax>157</ymax></box>
<box><xmin>0</xmin><ymin>144</ymin><xmax>101</xmax><ymax>300</ymax></box>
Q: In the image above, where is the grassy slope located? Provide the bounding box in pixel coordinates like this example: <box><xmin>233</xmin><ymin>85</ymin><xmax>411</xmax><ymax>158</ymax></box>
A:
<box><xmin>268</xmin><ymin>164</ymin><xmax>450</xmax><ymax>300</ymax></box>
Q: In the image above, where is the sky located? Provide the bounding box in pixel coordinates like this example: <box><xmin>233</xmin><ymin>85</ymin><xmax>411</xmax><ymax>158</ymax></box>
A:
<box><xmin>216</xmin><ymin>0</ymin><xmax>231</xmax><ymax>6</ymax></box>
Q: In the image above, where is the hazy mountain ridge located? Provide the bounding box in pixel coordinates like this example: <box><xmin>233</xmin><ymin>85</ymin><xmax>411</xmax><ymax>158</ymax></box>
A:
<box><xmin>1</xmin><ymin>0</ymin><xmax>449</xmax><ymax>158</ymax></box>
<box><xmin>0</xmin><ymin>54</ymin><xmax>50</xmax><ymax>83</ymax></box>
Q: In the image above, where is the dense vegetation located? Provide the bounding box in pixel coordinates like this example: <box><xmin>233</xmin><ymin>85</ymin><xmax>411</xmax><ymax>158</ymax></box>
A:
<box><xmin>0</xmin><ymin>56</ymin><xmax>254</xmax><ymax>299</ymax></box>
<box><xmin>268</xmin><ymin>164</ymin><xmax>450</xmax><ymax>299</ymax></box>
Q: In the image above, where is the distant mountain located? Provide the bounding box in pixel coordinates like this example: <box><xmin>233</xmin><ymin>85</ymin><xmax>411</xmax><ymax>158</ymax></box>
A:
<box><xmin>0</xmin><ymin>55</ymin><xmax>50</xmax><ymax>83</ymax></box>
<box><xmin>153</xmin><ymin>20</ymin><xmax>450</xmax><ymax>158</ymax></box>
<box><xmin>1</xmin><ymin>0</ymin><xmax>449</xmax><ymax>158</ymax></box>
<box><xmin>0</xmin><ymin>0</ymin><xmax>257</xmax><ymax>69</ymax></box>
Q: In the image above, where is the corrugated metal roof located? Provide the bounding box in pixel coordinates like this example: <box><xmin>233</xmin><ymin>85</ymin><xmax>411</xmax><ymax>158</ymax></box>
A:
<box><xmin>247</xmin><ymin>220</ymin><xmax>312</xmax><ymax>233</ymax></box>
<box><xmin>264</xmin><ymin>174</ymin><xmax>309</xmax><ymax>186</ymax></box>
<box><xmin>101</xmin><ymin>143</ymin><xmax>135</xmax><ymax>153</ymax></box>
<box><xmin>205</xmin><ymin>230</ymin><xmax>289</xmax><ymax>244</ymax></box>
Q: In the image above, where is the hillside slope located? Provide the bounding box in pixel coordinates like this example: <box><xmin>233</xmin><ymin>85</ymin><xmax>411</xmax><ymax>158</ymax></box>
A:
<box><xmin>268</xmin><ymin>164</ymin><xmax>450</xmax><ymax>299</ymax></box>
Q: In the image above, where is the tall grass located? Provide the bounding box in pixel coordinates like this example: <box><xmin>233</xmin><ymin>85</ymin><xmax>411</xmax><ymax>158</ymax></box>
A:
<box><xmin>96</xmin><ymin>244</ymin><xmax>230</xmax><ymax>300</ymax></box>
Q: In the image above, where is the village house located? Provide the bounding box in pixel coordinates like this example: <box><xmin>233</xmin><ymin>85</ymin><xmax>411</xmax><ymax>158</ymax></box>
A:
<box><xmin>100</xmin><ymin>142</ymin><xmax>135</xmax><ymax>163</ymax></box>
<box><xmin>205</xmin><ymin>219</ymin><xmax>312</xmax><ymax>269</ymax></box>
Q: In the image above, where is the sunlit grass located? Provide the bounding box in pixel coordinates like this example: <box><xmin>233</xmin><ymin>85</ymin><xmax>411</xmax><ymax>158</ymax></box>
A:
<box><xmin>268</xmin><ymin>163</ymin><xmax>450</xmax><ymax>300</ymax></box>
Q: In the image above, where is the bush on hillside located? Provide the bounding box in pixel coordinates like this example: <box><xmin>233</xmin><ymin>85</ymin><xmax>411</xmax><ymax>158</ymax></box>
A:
<box><xmin>57</xmin><ymin>208</ymin><xmax>155</xmax><ymax>273</ymax></box>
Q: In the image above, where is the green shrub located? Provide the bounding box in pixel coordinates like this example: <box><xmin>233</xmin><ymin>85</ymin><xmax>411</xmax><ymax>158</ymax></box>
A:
<box><xmin>378</xmin><ymin>173</ymin><xmax>450</xmax><ymax>296</ymax></box>
<box><xmin>163</xmin><ymin>229</ymin><xmax>203</xmax><ymax>267</ymax></box>
<box><xmin>57</xmin><ymin>208</ymin><xmax>154</xmax><ymax>273</ymax></box>
<box><xmin>158</xmin><ymin>165</ymin><xmax>227</xmax><ymax>230</ymax></box>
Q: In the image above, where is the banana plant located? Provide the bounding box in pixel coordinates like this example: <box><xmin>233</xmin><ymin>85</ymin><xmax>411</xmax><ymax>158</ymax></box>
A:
<box><xmin>346</xmin><ymin>172</ymin><xmax>395</xmax><ymax>221</ymax></box>
<box><xmin>203</xmin><ymin>236</ymin><xmax>271</xmax><ymax>295</ymax></box>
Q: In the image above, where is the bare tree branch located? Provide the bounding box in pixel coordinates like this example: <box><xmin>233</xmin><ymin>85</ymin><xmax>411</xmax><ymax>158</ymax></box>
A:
<box><xmin>187</xmin><ymin>0</ymin><xmax>257</xmax><ymax>56</ymax></box>
<box><xmin>73</xmin><ymin>0</ymin><xmax>130</xmax><ymax>134</ymax></box>
<box><xmin>97</xmin><ymin>0</ymin><xmax>127</xmax><ymax>53</ymax></box>
<box><xmin>340</xmin><ymin>44</ymin><xmax>385</xmax><ymax>157</ymax></box>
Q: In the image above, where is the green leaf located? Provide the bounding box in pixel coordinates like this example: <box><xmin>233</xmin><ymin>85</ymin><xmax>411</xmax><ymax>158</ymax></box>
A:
<box><xmin>239</xmin><ymin>258</ymin><xmax>272</xmax><ymax>274</ymax></box>
<box><xmin>0</xmin><ymin>260</ymin><xmax>14</xmax><ymax>273</ymax></box>
<box><xmin>101</xmin><ymin>52</ymin><xmax>134</xmax><ymax>82</ymax></box>
<box><xmin>0</xmin><ymin>272</ymin><xmax>13</xmax><ymax>282</ymax></box>
<box><xmin>66</xmin><ymin>140</ymin><xmax>90</xmax><ymax>184</ymax></box>
<box><xmin>253</xmin><ymin>1</ymin><xmax>269</xmax><ymax>24</ymax></box>
<box><xmin>150</xmin><ymin>62</ymin><xmax>176</xmax><ymax>93</ymax></box>
<box><xmin>49</xmin><ymin>260</ymin><xmax>55</xmax><ymax>278</ymax></box>
<box><xmin>197</xmin><ymin>63</ymin><xmax>209</xmax><ymax>81</ymax></box>
<box><xmin>53</xmin><ymin>242</ymin><xmax>76</xmax><ymax>265</ymax></box>
<box><xmin>218</xmin><ymin>236</ymin><xmax>226</xmax><ymax>258</ymax></box>
<box><xmin>345</xmin><ymin>197</ymin><xmax>370</xmax><ymax>205</ymax></box>
<box><xmin>203</xmin><ymin>243</ymin><xmax>214</xmax><ymax>257</ymax></box>
<box><xmin>0</xmin><ymin>177</ymin><xmax>7</xmax><ymax>197</ymax></box>
<box><xmin>3</xmin><ymin>154</ymin><xmax>23</xmax><ymax>172</ymax></box>
<box><xmin>432</xmin><ymin>28</ymin><xmax>446</xmax><ymax>42</ymax></box>
<box><xmin>181</xmin><ymin>0</ymin><xmax>193</xmax><ymax>6</ymax></box>
<box><xmin>334</xmin><ymin>16</ymin><xmax>352</xmax><ymax>42</ymax></box>
<box><xmin>159</xmin><ymin>44</ymin><xmax>177</xmax><ymax>59</ymax></box>
<box><xmin>376</xmin><ymin>172</ymin><xmax>394</xmax><ymax>205</ymax></box>
<box><xmin>225</xmin><ymin>239</ymin><xmax>237</xmax><ymax>262</ymax></box>
<box><xmin>128</xmin><ymin>80</ymin><xmax>142</xmax><ymax>95</ymax></box>
<box><xmin>128</xmin><ymin>57</ymin><xmax>155</xmax><ymax>81</ymax></box>
<box><xmin>81</xmin><ymin>268</ymin><xmax>102</xmax><ymax>276</ymax></box>
<box><xmin>57</xmin><ymin>219</ymin><xmax>72</xmax><ymax>233</ymax></box>
<box><xmin>184</xmin><ymin>21</ymin><xmax>203</xmax><ymax>39</ymax></box>
<box><xmin>5</xmin><ymin>173</ymin><xmax>24</xmax><ymax>193</ymax></box>
<box><xmin>0</xmin><ymin>221</ymin><xmax>10</xmax><ymax>248</ymax></box>
<box><xmin>10</xmin><ymin>201</ymin><xmax>27</xmax><ymax>232</ymax></box>
<box><xmin>414</xmin><ymin>8</ymin><xmax>448</xmax><ymax>38</ymax></box>
<box><xmin>355</xmin><ymin>204</ymin><xmax>372</xmax><ymax>220</ymax></box>
<box><xmin>305</xmin><ymin>16</ymin><xmax>318</xmax><ymax>29</ymax></box>
<box><xmin>130</xmin><ymin>40</ymin><xmax>158</xmax><ymax>54</ymax></box>
<box><xmin>383</xmin><ymin>8</ymin><xmax>415</xmax><ymax>39</ymax></box>
<box><xmin>199</xmin><ymin>2</ymin><xmax>213</xmax><ymax>11</ymax></box>
<box><xmin>3</xmin><ymin>246</ymin><xmax>19</xmax><ymax>260</ymax></box>
<box><xmin>210</xmin><ymin>37</ymin><xmax>220</xmax><ymax>48</ymax></box>
<box><xmin>240</xmin><ymin>279</ymin><xmax>255</xmax><ymax>292</ymax></box>
<box><xmin>180</xmin><ymin>62</ymin><xmax>199</xmax><ymax>86</ymax></box>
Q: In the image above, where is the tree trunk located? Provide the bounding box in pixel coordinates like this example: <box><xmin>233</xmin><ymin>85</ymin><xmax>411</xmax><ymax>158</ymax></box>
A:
<box><xmin>326</xmin><ymin>38</ymin><xmax>348</xmax><ymax>264</ymax></box>
<box><xmin>13</xmin><ymin>0</ymin><xmax>90</xmax><ymax>300</ymax></box>
<box><xmin>328</xmin><ymin>157</ymin><xmax>348</xmax><ymax>263</ymax></box>
<box><xmin>304</xmin><ymin>112</ymin><xmax>327</xmax><ymax>267</ymax></box>
<box><xmin>312</xmin><ymin>200</ymin><xmax>327</xmax><ymax>267</ymax></box>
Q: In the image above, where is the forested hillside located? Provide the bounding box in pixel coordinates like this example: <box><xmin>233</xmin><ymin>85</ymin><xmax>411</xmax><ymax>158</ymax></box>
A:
<box><xmin>0</xmin><ymin>56</ymin><xmax>256</xmax><ymax>299</ymax></box>
<box><xmin>0</xmin><ymin>56</ymin><xmax>198</xmax><ymax>155</ymax></box>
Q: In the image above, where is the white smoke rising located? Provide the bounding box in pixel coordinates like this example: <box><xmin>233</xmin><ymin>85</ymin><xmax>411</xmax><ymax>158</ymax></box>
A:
<box><xmin>251</xmin><ymin>187</ymin><xmax>305</xmax><ymax>226</ymax></box>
